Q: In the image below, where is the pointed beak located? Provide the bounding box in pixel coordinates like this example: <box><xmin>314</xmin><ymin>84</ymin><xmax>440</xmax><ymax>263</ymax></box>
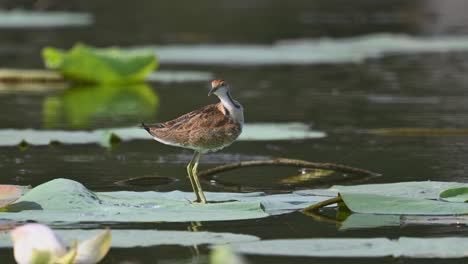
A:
<box><xmin>208</xmin><ymin>87</ymin><xmax>216</xmax><ymax>96</ymax></box>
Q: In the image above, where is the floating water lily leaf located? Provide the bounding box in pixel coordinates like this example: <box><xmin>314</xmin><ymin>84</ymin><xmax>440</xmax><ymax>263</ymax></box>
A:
<box><xmin>439</xmin><ymin>187</ymin><xmax>468</xmax><ymax>203</ymax></box>
<box><xmin>42</xmin><ymin>44</ymin><xmax>158</xmax><ymax>83</ymax></box>
<box><xmin>302</xmin><ymin>181</ymin><xmax>468</xmax><ymax>227</ymax></box>
<box><xmin>338</xmin><ymin>214</ymin><xmax>401</xmax><ymax>230</ymax></box>
<box><xmin>0</xmin><ymin>178</ymin><xmax>332</xmax><ymax>222</ymax></box>
<box><xmin>339</xmin><ymin>192</ymin><xmax>468</xmax><ymax>215</ymax></box>
<box><xmin>43</xmin><ymin>84</ymin><xmax>159</xmax><ymax>129</ymax></box>
<box><xmin>239</xmin><ymin>123</ymin><xmax>325</xmax><ymax>140</ymax></box>
<box><xmin>0</xmin><ymin>69</ymin><xmax>212</xmax><ymax>86</ymax></box>
<box><xmin>140</xmin><ymin>34</ymin><xmax>468</xmax><ymax>65</ymax></box>
<box><xmin>0</xmin><ymin>123</ymin><xmax>325</xmax><ymax>147</ymax></box>
<box><xmin>401</xmin><ymin>215</ymin><xmax>468</xmax><ymax>226</ymax></box>
<box><xmin>0</xmin><ymin>229</ymin><xmax>259</xmax><ymax>248</ymax></box>
<box><xmin>0</xmin><ymin>185</ymin><xmax>22</xmax><ymax>209</ymax></box>
<box><xmin>340</xmin><ymin>215</ymin><xmax>468</xmax><ymax>230</ymax></box>
<box><xmin>0</xmin><ymin>179</ymin><xmax>266</xmax><ymax>222</ymax></box>
<box><xmin>230</xmin><ymin>237</ymin><xmax>468</xmax><ymax>258</ymax></box>
<box><xmin>295</xmin><ymin>181</ymin><xmax>468</xmax><ymax>200</ymax></box>
<box><xmin>369</xmin><ymin>128</ymin><xmax>468</xmax><ymax>136</ymax></box>
<box><xmin>0</xmin><ymin>11</ymin><xmax>92</xmax><ymax>28</ymax></box>
<box><xmin>146</xmin><ymin>70</ymin><xmax>214</xmax><ymax>83</ymax></box>
<box><xmin>0</xmin><ymin>69</ymin><xmax>64</xmax><ymax>83</ymax></box>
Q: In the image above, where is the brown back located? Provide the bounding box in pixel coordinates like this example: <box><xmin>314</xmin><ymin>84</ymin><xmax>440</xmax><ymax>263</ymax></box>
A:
<box><xmin>143</xmin><ymin>103</ymin><xmax>242</xmax><ymax>151</ymax></box>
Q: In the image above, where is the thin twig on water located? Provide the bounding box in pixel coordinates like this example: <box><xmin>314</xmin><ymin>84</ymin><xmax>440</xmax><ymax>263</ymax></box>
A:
<box><xmin>198</xmin><ymin>158</ymin><xmax>381</xmax><ymax>179</ymax></box>
<box><xmin>302</xmin><ymin>196</ymin><xmax>343</xmax><ymax>212</ymax></box>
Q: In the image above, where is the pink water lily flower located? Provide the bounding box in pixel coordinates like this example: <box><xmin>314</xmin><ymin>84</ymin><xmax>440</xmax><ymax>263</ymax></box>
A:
<box><xmin>10</xmin><ymin>223</ymin><xmax>111</xmax><ymax>264</ymax></box>
<box><xmin>11</xmin><ymin>224</ymin><xmax>67</xmax><ymax>264</ymax></box>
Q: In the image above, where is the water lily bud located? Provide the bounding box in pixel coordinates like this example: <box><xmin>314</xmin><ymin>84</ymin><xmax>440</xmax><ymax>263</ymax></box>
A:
<box><xmin>11</xmin><ymin>223</ymin><xmax>67</xmax><ymax>264</ymax></box>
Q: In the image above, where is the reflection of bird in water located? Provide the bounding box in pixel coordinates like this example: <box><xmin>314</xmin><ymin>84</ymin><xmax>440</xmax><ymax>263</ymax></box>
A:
<box><xmin>142</xmin><ymin>80</ymin><xmax>244</xmax><ymax>204</ymax></box>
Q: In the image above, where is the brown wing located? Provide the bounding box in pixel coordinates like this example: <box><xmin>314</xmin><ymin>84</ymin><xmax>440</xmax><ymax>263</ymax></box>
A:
<box><xmin>143</xmin><ymin>104</ymin><xmax>221</xmax><ymax>132</ymax></box>
<box><xmin>142</xmin><ymin>103</ymin><xmax>241</xmax><ymax>149</ymax></box>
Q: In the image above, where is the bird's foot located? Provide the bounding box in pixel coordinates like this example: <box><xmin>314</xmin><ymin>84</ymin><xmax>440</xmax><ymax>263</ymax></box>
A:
<box><xmin>191</xmin><ymin>198</ymin><xmax>207</xmax><ymax>205</ymax></box>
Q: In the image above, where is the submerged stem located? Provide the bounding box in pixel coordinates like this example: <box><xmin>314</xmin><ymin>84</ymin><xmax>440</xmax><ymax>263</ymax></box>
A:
<box><xmin>302</xmin><ymin>196</ymin><xmax>343</xmax><ymax>212</ymax></box>
<box><xmin>198</xmin><ymin>158</ymin><xmax>381</xmax><ymax>179</ymax></box>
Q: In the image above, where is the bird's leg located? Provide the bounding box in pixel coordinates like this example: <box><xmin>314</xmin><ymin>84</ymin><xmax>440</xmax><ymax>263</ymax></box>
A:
<box><xmin>191</xmin><ymin>152</ymin><xmax>207</xmax><ymax>204</ymax></box>
<box><xmin>187</xmin><ymin>152</ymin><xmax>201</xmax><ymax>203</ymax></box>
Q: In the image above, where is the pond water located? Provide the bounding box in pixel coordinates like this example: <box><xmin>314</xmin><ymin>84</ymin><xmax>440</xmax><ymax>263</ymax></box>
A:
<box><xmin>1</xmin><ymin>0</ymin><xmax>468</xmax><ymax>263</ymax></box>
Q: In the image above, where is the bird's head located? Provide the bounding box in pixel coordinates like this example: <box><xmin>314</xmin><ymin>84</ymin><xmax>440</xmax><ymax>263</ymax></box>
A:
<box><xmin>208</xmin><ymin>79</ymin><xmax>228</xmax><ymax>96</ymax></box>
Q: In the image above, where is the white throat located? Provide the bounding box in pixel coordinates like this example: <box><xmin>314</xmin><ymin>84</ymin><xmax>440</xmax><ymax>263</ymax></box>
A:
<box><xmin>215</xmin><ymin>88</ymin><xmax>244</xmax><ymax>126</ymax></box>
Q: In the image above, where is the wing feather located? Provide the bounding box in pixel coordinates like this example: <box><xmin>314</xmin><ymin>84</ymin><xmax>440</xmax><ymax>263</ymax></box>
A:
<box><xmin>142</xmin><ymin>103</ymin><xmax>241</xmax><ymax>150</ymax></box>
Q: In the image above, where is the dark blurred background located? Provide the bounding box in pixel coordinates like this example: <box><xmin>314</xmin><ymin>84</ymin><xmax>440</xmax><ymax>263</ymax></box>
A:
<box><xmin>2</xmin><ymin>0</ymin><xmax>468</xmax><ymax>68</ymax></box>
<box><xmin>1</xmin><ymin>1</ymin><xmax>468</xmax><ymax>264</ymax></box>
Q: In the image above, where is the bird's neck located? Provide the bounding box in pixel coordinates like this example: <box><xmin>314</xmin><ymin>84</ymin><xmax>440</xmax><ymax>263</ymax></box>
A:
<box><xmin>217</xmin><ymin>91</ymin><xmax>244</xmax><ymax>126</ymax></box>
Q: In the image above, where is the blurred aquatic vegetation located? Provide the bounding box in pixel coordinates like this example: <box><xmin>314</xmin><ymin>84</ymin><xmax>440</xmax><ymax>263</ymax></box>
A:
<box><xmin>0</xmin><ymin>69</ymin><xmax>67</xmax><ymax>93</ymax></box>
<box><xmin>43</xmin><ymin>83</ymin><xmax>159</xmax><ymax>129</ymax></box>
<box><xmin>369</xmin><ymin>127</ymin><xmax>468</xmax><ymax>136</ymax></box>
<box><xmin>0</xmin><ymin>69</ymin><xmax>213</xmax><ymax>90</ymax></box>
<box><xmin>0</xmin><ymin>123</ymin><xmax>325</xmax><ymax>148</ymax></box>
<box><xmin>0</xmin><ymin>69</ymin><xmax>64</xmax><ymax>83</ymax></box>
<box><xmin>0</xmin><ymin>10</ymin><xmax>92</xmax><ymax>28</ymax></box>
<box><xmin>141</xmin><ymin>34</ymin><xmax>468</xmax><ymax>65</ymax></box>
<box><xmin>42</xmin><ymin>44</ymin><xmax>158</xmax><ymax>84</ymax></box>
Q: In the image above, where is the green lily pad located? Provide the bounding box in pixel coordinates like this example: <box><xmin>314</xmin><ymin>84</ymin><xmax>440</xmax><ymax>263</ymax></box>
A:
<box><xmin>43</xmin><ymin>84</ymin><xmax>159</xmax><ymax>129</ymax></box>
<box><xmin>230</xmin><ymin>237</ymin><xmax>468</xmax><ymax>258</ymax></box>
<box><xmin>340</xmin><ymin>214</ymin><xmax>468</xmax><ymax>230</ymax></box>
<box><xmin>301</xmin><ymin>181</ymin><xmax>468</xmax><ymax>227</ymax></box>
<box><xmin>0</xmin><ymin>11</ymin><xmax>92</xmax><ymax>28</ymax></box>
<box><xmin>401</xmin><ymin>215</ymin><xmax>468</xmax><ymax>226</ymax></box>
<box><xmin>0</xmin><ymin>179</ymin><xmax>329</xmax><ymax>223</ymax></box>
<box><xmin>0</xmin><ymin>179</ymin><xmax>331</xmax><ymax>222</ymax></box>
<box><xmin>338</xmin><ymin>214</ymin><xmax>401</xmax><ymax>230</ymax></box>
<box><xmin>0</xmin><ymin>229</ymin><xmax>259</xmax><ymax>249</ymax></box>
<box><xmin>42</xmin><ymin>44</ymin><xmax>158</xmax><ymax>84</ymax></box>
<box><xmin>142</xmin><ymin>34</ymin><xmax>468</xmax><ymax>65</ymax></box>
<box><xmin>296</xmin><ymin>181</ymin><xmax>468</xmax><ymax>200</ymax></box>
<box><xmin>0</xmin><ymin>123</ymin><xmax>326</xmax><ymax>147</ymax></box>
<box><xmin>440</xmin><ymin>187</ymin><xmax>468</xmax><ymax>203</ymax></box>
<box><xmin>146</xmin><ymin>70</ymin><xmax>214</xmax><ymax>83</ymax></box>
<box><xmin>239</xmin><ymin>123</ymin><xmax>326</xmax><ymax>140</ymax></box>
<box><xmin>339</xmin><ymin>192</ymin><xmax>468</xmax><ymax>215</ymax></box>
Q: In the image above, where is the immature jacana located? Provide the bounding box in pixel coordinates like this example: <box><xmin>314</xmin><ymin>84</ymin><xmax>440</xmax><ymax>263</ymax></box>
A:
<box><xmin>141</xmin><ymin>80</ymin><xmax>244</xmax><ymax>204</ymax></box>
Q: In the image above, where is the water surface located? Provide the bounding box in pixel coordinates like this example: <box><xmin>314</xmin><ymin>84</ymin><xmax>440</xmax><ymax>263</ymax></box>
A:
<box><xmin>1</xmin><ymin>0</ymin><xmax>468</xmax><ymax>263</ymax></box>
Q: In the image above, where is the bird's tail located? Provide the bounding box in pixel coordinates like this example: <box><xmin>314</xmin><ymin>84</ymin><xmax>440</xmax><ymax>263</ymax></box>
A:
<box><xmin>140</xmin><ymin>122</ymin><xmax>150</xmax><ymax>133</ymax></box>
